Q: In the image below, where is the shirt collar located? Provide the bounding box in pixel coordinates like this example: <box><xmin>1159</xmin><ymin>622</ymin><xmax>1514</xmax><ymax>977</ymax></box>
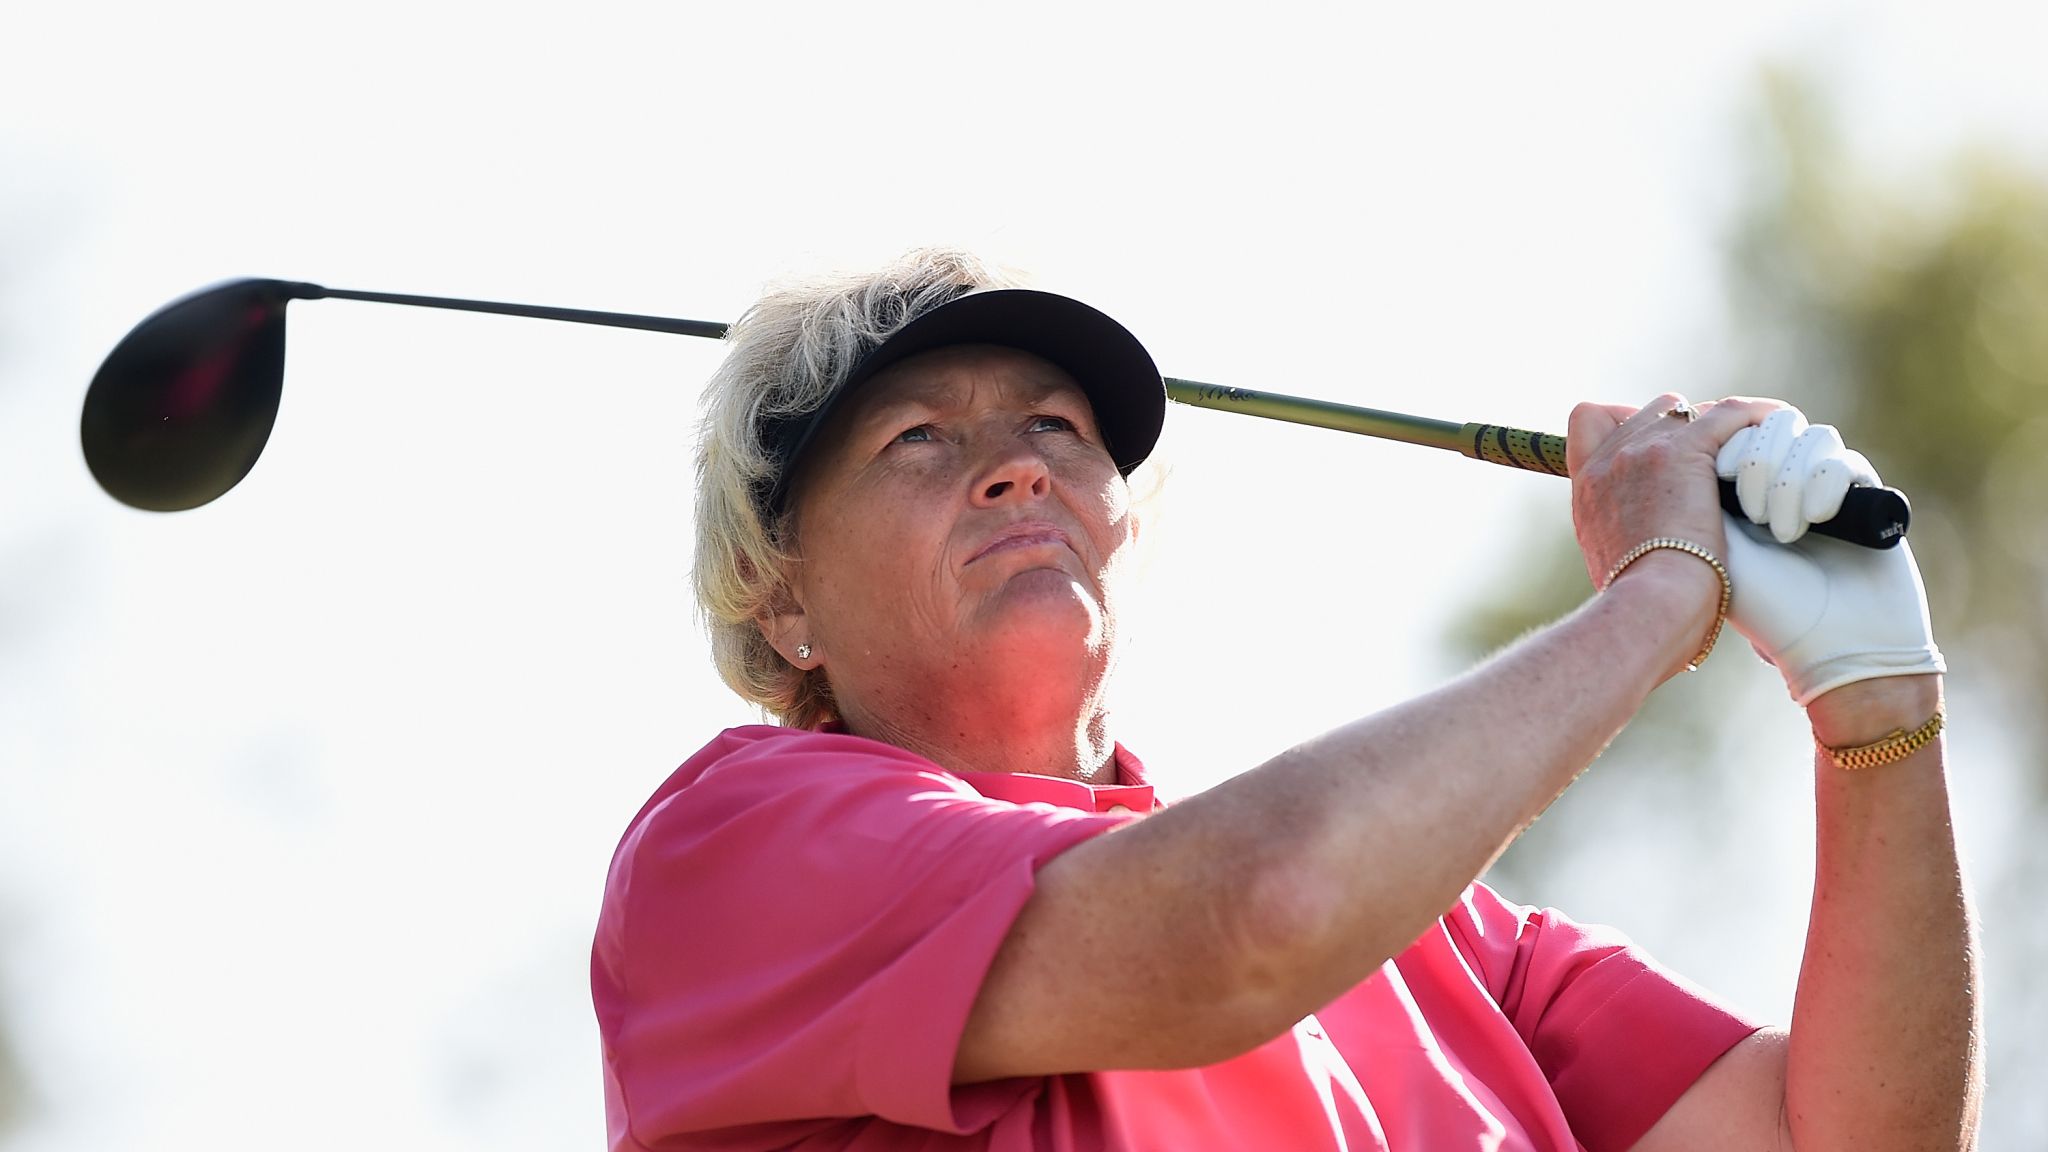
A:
<box><xmin>813</xmin><ymin>723</ymin><xmax>1155</xmax><ymax>814</ymax></box>
<box><xmin>959</xmin><ymin>744</ymin><xmax>1155</xmax><ymax>814</ymax></box>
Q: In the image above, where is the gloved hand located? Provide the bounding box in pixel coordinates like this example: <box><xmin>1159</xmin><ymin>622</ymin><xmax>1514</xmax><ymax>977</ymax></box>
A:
<box><xmin>1715</xmin><ymin>408</ymin><xmax>1945</xmax><ymax>705</ymax></box>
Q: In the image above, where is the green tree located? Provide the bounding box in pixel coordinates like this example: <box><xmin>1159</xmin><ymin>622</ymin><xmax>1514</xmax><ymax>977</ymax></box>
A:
<box><xmin>1458</xmin><ymin>69</ymin><xmax>2048</xmax><ymax>753</ymax></box>
<box><xmin>1730</xmin><ymin>71</ymin><xmax>2048</xmax><ymax>762</ymax></box>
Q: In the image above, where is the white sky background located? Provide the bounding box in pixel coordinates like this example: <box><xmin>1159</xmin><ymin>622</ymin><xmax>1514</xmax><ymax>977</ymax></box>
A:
<box><xmin>3</xmin><ymin>3</ymin><xmax>2046</xmax><ymax>1149</ymax></box>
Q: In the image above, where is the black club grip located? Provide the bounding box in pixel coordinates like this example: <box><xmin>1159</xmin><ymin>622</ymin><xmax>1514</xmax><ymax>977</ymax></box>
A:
<box><xmin>1717</xmin><ymin>478</ymin><xmax>1910</xmax><ymax>550</ymax></box>
<box><xmin>1462</xmin><ymin>423</ymin><xmax>1911</xmax><ymax>550</ymax></box>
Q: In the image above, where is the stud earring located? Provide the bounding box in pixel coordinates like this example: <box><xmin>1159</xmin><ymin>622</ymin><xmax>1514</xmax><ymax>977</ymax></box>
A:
<box><xmin>796</xmin><ymin>644</ymin><xmax>812</xmax><ymax>661</ymax></box>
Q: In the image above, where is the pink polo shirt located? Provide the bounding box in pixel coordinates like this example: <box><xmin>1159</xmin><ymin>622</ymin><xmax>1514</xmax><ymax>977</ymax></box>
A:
<box><xmin>592</xmin><ymin>726</ymin><xmax>1759</xmax><ymax>1151</ymax></box>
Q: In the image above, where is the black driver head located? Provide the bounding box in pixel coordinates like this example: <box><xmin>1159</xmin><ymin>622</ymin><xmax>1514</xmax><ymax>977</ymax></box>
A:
<box><xmin>80</xmin><ymin>277</ymin><xmax>321</xmax><ymax>511</ymax></box>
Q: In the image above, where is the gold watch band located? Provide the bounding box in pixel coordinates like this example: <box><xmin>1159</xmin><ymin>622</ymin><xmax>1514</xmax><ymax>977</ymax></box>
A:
<box><xmin>1820</xmin><ymin>708</ymin><xmax>1945</xmax><ymax>770</ymax></box>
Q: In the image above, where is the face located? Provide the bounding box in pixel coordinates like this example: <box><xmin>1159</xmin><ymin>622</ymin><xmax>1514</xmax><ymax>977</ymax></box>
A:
<box><xmin>769</xmin><ymin>344</ymin><xmax>1138</xmax><ymax>726</ymax></box>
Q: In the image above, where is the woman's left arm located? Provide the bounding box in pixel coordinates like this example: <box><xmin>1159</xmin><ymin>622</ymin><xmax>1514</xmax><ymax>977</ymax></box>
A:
<box><xmin>1629</xmin><ymin>408</ymin><xmax>1982</xmax><ymax>1151</ymax></box>
<box><xmin>1789</xmin><ymin>674</ymin><xmax>1983</xmax><ymax>1149</ymax></box>
<box><xmin>1632</xmin><ymin>672</ymin><xmax>1983</xmax><ymax>1152</ymax></box>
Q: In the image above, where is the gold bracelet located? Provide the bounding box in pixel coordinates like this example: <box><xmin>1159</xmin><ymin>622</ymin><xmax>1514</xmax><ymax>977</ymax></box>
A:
<box><xmin>1820</xmin><ymin>708</ymin><xmax>1945</xmax><ymax>770</ymax></box>
<box><xmin>1601</xmin><ymin>537</ymin><xmax>1732</xmax><ymax>672</ymax></box>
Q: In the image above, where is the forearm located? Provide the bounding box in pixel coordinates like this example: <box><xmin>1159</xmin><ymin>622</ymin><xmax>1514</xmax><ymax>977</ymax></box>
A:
<box><xmin>1787</xmin><ymin>676</ymin><xmax>1983</xmax><ymax>1150</ymax></box>
<box><xmin>1177</xmin><ymin>551</ymin><xmax>1717</xmax><ymax>1015</ymax></box>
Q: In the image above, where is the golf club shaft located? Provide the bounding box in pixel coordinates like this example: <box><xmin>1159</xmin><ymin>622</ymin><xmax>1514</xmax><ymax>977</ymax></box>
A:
<box><xmin>1163</xmin><ymin>378</ymin><xmax>1909</xmax><ymax>549</ymax></box>
<box><xmin>307</xmin><ymin>285</ymin><xmax>731</xmax><ymax>340</ymax></box>
<box><xmin>305</xmin><ymin>286</ymin><xmax>1908</xmax><ymax>548</ymax></box>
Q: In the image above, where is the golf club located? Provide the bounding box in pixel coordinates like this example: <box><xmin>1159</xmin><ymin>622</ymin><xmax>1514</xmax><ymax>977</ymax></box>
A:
<box><xmin>79</xmin><ymin>278</ymin><xmax>1909</xmax><ymax>548</ymax></box>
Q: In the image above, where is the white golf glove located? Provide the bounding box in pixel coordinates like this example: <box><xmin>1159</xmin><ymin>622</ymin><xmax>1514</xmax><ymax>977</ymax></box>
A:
<box><xmin>1715</xmin><ymin>408</ymin><xmax>1945</xmax><ymax>705</ymax></box>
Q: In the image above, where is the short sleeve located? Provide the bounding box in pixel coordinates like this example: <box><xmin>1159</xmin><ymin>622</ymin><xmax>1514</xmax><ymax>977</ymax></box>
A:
<box><xmin>592</xmin><ymin>731</ymin><xmax>1125</xmax><ymax>1147</ymax></box>
<box><xmin>1443</xmin><ymin>883</ymin><xmax>1765</xmax><ymax>1152</ymax></box>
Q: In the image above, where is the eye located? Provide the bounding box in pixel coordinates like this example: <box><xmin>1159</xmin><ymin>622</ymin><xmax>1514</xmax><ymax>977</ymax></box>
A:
<box><xmin>893</xmin><ymin>424</ymin><xmax>935</xmax><ymax>444</ymax></box>
<box><xmin>1028</xmin><ymin>414</ymin><xmax>1077</xmax><ymax>433</ymax></box>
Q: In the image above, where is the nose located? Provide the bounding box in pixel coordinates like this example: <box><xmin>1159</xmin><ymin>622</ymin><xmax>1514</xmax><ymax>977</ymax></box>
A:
<box><xmin>970</xmin><ymin>439</ymin><xmax>1053</xmax><ymax>506</ymax></box>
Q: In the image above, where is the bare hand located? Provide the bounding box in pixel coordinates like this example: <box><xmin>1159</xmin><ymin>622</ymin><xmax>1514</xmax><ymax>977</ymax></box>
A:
<box><xmin>1567</xmin><ymin>394</ymin><xmax>1782</xmax><ymax>585</ymax></box>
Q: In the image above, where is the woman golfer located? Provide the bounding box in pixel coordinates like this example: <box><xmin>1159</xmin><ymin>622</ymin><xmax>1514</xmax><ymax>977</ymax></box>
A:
<box><xmin>591</xmin><ymin>250</ymin><xmax>1979</xmax><ymax>1151</ymax></box>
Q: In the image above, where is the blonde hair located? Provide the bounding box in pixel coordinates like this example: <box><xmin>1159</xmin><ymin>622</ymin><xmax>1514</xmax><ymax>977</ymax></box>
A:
<box><xmin>693</xmin><ymin>249</ymin><xmax>1027</xmax><ymax>728</ymax></box>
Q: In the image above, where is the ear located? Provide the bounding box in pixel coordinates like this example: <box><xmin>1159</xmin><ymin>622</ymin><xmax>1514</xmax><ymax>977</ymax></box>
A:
<box><xmin>756</xmin><ymin>594</ymin><xmax>818</xmax><ymax>670</ymax></box>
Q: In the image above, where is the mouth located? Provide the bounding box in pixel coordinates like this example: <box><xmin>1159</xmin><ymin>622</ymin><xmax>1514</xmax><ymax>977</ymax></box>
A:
<box><xmin>967</xmin><ymin>521</ymin><xmax>1075</xmax><ymax>566</ymax></box>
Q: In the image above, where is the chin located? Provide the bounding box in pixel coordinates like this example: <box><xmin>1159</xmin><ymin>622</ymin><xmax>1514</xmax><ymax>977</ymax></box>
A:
<box><xmin>975</xmin><ymin>570</ymin><xmax>1114</xmax><ymax>657</ymax></box>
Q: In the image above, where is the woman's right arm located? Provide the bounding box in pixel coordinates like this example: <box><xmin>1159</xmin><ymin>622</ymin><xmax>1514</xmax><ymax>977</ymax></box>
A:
<box><xmin>954</xmin><ymin>395</ymin><xmax>1770</xmax><ymax>1084</ymax></box>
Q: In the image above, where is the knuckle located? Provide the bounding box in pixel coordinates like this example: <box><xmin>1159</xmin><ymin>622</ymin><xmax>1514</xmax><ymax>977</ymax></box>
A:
<box><xmin>1634</xmin><ymin>437</ymin><xmax>1681</xmax><ymax>466</ymax></box>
